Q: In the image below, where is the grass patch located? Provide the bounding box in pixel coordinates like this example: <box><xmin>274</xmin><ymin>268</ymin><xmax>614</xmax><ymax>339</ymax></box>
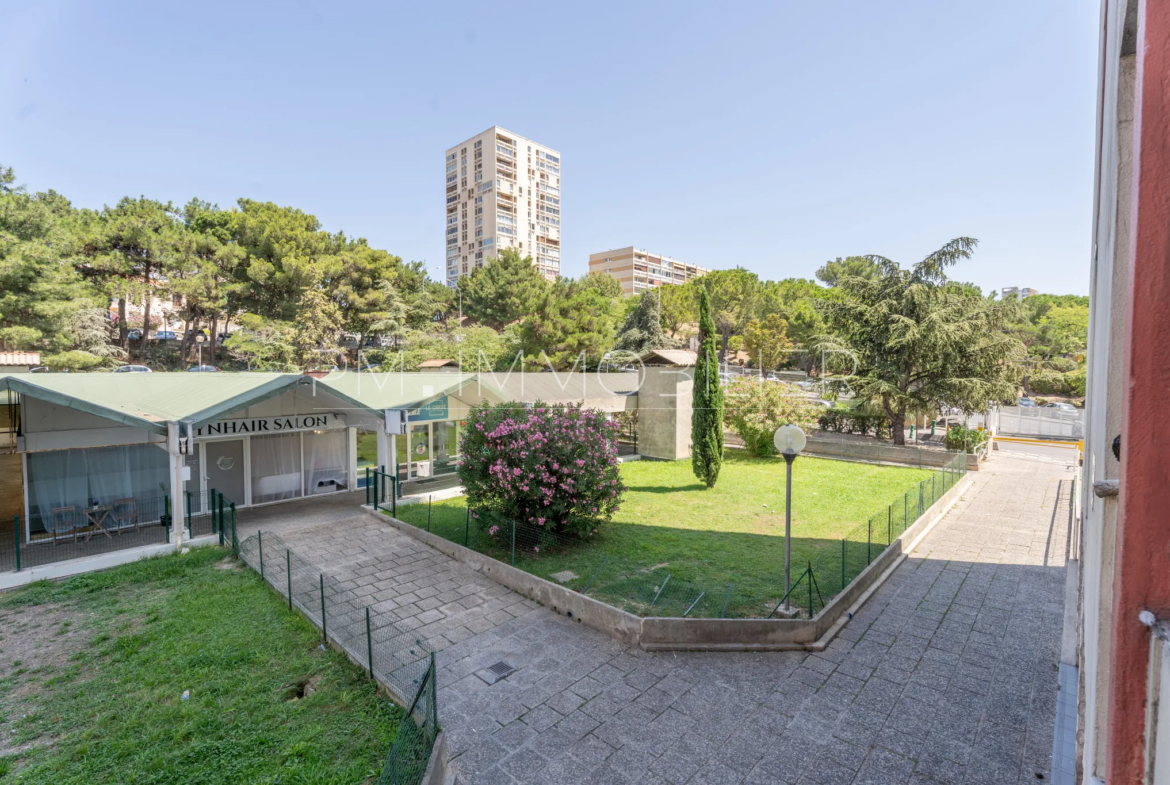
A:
<box><xmin>0</xmin><ymin>548</ymin><xmax>401</xmax><ymax>784</ymax></box>
<box><xmin>395</xmin><ymin>452</ymin><xmax>932</xmax><ymax>616</ymax></box>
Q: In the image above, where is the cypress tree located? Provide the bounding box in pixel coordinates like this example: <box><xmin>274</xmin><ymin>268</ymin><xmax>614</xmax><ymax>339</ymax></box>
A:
<box><xmin>692</xmin><ymin>288</ymin><xmax>724</xmax><ymax>488</ymax></box>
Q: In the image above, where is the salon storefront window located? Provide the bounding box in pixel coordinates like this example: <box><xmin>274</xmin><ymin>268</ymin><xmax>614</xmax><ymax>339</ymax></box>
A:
<box><xmin>356</xmin><ymin>430</ymin><xmax>377</xmax><ymax>487</ymax></box>
<box><xmin>25</xmin><ymin>444</ymin><xmax>170</xmax><ymax>536</ymax></box>
<box><xmin>433</xmin><ymin>421</ymin><xmax>460</xmax><ymax>476</ymax></box>
<box><xmin>250</xmin><ymin>432</ymin><xmax>302</xmax><ymax>504</ymax></box>
<box><xmin>303</xmin><ymin>429</ymin><xmax>348</xmax><ymax>495</ymax></box>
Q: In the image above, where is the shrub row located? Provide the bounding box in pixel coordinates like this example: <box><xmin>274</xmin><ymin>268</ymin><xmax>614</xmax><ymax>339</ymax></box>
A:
<box><xmin>817</xmin><ymin>409</ymin><xmax>893</xmax><ymax>438</ymax></box>
<box><xmin>945</xmin><ymin>425</ymin><xmax>988</xmax><ymax>453</ymax></box>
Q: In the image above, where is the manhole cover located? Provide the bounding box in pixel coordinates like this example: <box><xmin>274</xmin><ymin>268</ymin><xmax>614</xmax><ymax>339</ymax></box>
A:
<box><xmin>475</xmin><ymin>660</ymin><xmax>517</xmax><ymax>685</ymax></box>
<box><xmin>551</xmin><ymin>570</ymin><xmax>579</xmax><ymax>583</ymax></box>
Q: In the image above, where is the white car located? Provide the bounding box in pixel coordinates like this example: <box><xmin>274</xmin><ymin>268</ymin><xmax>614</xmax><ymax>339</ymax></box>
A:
<box><xmin>113</xmin><ymin>365</ymin><xmax>152</xmax><ymax>373</ymax></box>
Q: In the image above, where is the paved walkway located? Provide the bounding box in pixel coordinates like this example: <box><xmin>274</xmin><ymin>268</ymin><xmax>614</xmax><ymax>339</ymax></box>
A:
<box><xmin>244</xmin><ymin>456</ymin><xmax>1074</xmax><ymax>785</ymax></box>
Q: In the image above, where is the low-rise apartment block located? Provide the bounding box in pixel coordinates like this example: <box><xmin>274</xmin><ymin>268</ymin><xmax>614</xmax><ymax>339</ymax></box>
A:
<box><xmin>588</xmin><ymin>246</ymin><xmax>708</xmax><ymax>296</ymax></box>
<box><xmin>445</xmin><ymin>126</ymin><xmax>561</xmax><ymax>285</ymax></box>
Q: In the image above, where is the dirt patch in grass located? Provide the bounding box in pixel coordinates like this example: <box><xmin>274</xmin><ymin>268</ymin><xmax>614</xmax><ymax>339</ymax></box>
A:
<box><xmin>0</xmin><ymin>549</ymin><xmax>401</xmax><ymax>784</ymax></box>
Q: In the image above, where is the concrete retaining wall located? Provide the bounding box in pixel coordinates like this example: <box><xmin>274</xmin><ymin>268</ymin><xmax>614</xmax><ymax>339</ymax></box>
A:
<box><xmin>362</xmin><ymin>508</ymin><xmax>643</xmax><ymax>647</ymax></box>
<box><xmin>803</xmin><ymin>435</ymin><xmax>982</xmax><ymax>471</ymax></box>
<box><xmin>363</xmin><ymin>476</ymin><xmax>971</xmax><ymax>651</ymax></box>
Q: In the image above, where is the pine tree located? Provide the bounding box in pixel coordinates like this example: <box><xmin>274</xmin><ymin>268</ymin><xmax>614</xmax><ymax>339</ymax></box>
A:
<box><xmin>615</xmin><ymin>290</ymin><xmax>671</xmax><ymax>353</ymax></box>
<box><xmin>292</xmin><ymin>279</ymin><xmax>344</xmax><ymax>370</ymax></box>
<box><xmin>692</xmin><ymin>288</ymin><xmax>724</xmax><ymax>488</ymax></box>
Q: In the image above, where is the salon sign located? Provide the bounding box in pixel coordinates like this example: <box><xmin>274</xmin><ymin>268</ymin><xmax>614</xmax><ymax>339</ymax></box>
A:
<box><xmin>194</xmin><ymin>413</ymin><xmax>344</xmax><ymax>438</ymax></box>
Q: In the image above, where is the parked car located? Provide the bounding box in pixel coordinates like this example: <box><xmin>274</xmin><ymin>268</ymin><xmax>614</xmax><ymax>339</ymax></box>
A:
<box><xmin>113</xmin><ymin>365</ymin><xmax>152</xmax><ymax>373</ymax></box>
<box><xmin>152</xmin><ymin>331</ymin><xmax>178</xmax><ymax>342</ymax></box>
<box><xmin>29</xmin><ymin>366</ymin><xmax>51</xmax><ymax>373</ymax></box>
<box><xmin>126</xmin><ymin>329</ymin><xmax>143</xmax><ymax>341</ymax></box>
<box><xmin>1018</xmin><ymin>397</ymin><xmax>1038</xmax><ymax>408</ymax></box>
<box><xmin>1043</xmin><ymin>402</ymin><xmax>1078</xmax><ymax>412</ymax></box>
<box><xmin>187</xmin><ymin>365</ymin><xmax>221</xmax><ymax>372</ymax></box>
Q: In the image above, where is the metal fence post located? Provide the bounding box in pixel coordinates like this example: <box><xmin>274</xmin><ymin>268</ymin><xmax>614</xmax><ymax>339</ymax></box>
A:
<box><xmin>286</xmin><ymin>549</ymin><xmax>292</xmax><ymax>610</ymax></box>
<box><xmin>931</xmin><ymin>473</ymin><xmax>936</xmax><ymax>505</ymax></box>
<box><xmin>164</xmin><ymin>496</ymin><xmax>171</xmax><ymax>543</ymax></box>
<box><xmin>219</xmin><ymin>493</ymin><xmax>226</xmax><ymax>546</ymax></box>
<box><xmin>372</xmin><ymin>471</ymin><xmax>379</xmax><ymax>513</ymax></box>
<box><xmin>13</xmin><ymin>516</ymin><xmax>20</xmax><ymax>573</ymax></box>
<box><xmin>365</xmin><ymin>467</ymin><xmax>370</xmax><ymax>506</ymax></box>
<box><xmin>511</xmin><ymin>519</ymin><xmax>516</xmax><ymax>567</ymax></box>
<box><xmin>258</xmin><ymin>531</ymin><xmax>264</xmax><ymax>580</ymax></box>
<box><xmin>905</xmin><ymin>493</ymin><xmax>909</xmax><ymax>527</ymax></box>
<box><xmin>428</xmin><ymin>494</ymin><xmax>432</xmax><ymax>532</ymax></box>
<box><xmin>391</xmin><ymin>476</ymin><xmax>397</xmax><ymax>517</ymax></box>
<box><xmin>867</xmin><ymin>520</ymin><xmax>872</xmax><ymax>564</ymax></box>
<box><xmin>888</xmin><ymin>505</ymin><xmax>892</xmax><ymax>544</ymax></box>
<box><xmin>365</xmin><ymin>606</ymin><xmax>374</xmax><ymax>680</ymax></box>
<box><xmin>211</xmin><ymin>488</ymin><xmax>218</xmax><ymax>536</ymax></box>
<box><xmin>807</xmin><ymin>563</ymin><xmax>813</xmax><ymax>618</ymax></box>
<box><xmin>230</xmin><ymin>502</ymin><xmax>237</xmax><ymax>554</ymax></box>
<box><xmin>319</xmin><ymin>573</ymin><xmax>327</xmax><ymax>642</ymax></box>
<box><xmin>919</xmin><ymin>482</ymin><xmax>925</xmax><ymax>518</ymax></box>
<box><xmin>840</xmin><ymin>538</ymin><xmax>845</xmax><ymax>589</ymax></box>
<box><xmin>186</xmin><ymin>491</ymin><xmax>192</xmax><ymax>535</ymax></box>
<box><xmin>465</xmin><ymin>505</ymin><xmax>470</xmax><ymax>546</ymax></box>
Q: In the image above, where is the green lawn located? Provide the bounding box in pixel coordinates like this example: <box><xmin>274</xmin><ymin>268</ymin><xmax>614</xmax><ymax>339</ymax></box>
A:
<box><xmin>394</xmin><ymin>452</ymin><xmax>932</xmax><ymax>618</ymax></box>
<box><xmin>0</xmin><ymin>548</ymin><xmax>401</xmax><ymax>784</ymax></box>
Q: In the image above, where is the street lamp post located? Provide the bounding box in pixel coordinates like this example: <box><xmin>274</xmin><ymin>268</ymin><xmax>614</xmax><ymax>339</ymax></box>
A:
<box><xmin>774</xmin><ymin>424</ymin><xmax>807</xmax><ymax>604</ymax></box>
<box><xmin>195</xmin><ymin>333</ymin><xmax>205</xmax><ymax>368</ymax></box>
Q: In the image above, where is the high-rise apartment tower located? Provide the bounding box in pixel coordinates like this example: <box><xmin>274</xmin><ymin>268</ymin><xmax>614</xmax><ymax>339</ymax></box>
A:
<box><xmin>445</xmin><ymin>126</ymin><xmax>561</xmax><ymax>285</ymax></box>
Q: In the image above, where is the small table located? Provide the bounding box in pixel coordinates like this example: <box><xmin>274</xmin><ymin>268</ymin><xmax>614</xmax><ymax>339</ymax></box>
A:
<box><xmin>84</xmin><ymin>506</ymin><xmax>114</xmax><ymax>541</ymax></box>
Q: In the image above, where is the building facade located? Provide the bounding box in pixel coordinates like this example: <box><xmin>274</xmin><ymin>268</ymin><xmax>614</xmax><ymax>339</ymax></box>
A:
<box><xmin>1000</xmin><ymin>286</ymin><xmax>1040</xmax><ymax>299</ymax></box>
<box><xmin>1075</xmin><ymin>1</ymin><xmax>1170</xmax><ymax>783</ymax></box>
<box><xmin>445</xmin><ymin>126</ymin><xmax>561</xmax><ymax>285</ymax></box>
<box><xmin>588</xmin><ymin>247</ymin><xmax>708</xmax><ymax>296</ymax></box>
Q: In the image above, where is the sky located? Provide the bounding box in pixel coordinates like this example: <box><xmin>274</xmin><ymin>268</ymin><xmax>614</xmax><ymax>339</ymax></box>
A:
<box><xmin>1</xmin><ymin>1</ymin><xmax>1099</xmax><ymax>296</ymax></box>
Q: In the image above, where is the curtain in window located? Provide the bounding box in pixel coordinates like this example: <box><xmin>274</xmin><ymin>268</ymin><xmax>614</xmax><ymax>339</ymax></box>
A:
<box><xmin>87</xmin><ymin>444</ymin><xmax>170</xmax><ymax>504</ymax></box>
<box><xmin>26</xmin><ymin>444</ymin><xmax>170</xmax><ymax>524</ymax></box>
<box><xmin>250</xmin><ymin>433</ymin><xmax>302</xmax><ymax>504</ymax></box>
<box><xmin>27</xmin><ymin>449</ymin><xmax>89</xmax><ymax>524</ymax></box>
<box><xmin>304</xmin><ymin>429</ymin><xmax>347</xmax><ymax>495</ymax></box>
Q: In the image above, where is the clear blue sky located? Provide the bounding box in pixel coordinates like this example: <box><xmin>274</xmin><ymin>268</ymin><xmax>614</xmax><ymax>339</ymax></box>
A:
<box><xmin>1</xmin><ymin>1</ymin><xmax>1098</xmax><ymax>295</ymax></box>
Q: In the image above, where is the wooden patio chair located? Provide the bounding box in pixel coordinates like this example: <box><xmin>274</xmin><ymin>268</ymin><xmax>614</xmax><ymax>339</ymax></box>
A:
<box><xmin>112</xmin><ymin>498</ymin><xmax>137</xmax><ymax>532</ymax></box>
<box><xmin>50</xmin><ymin>506</ymin><xmax>78</xmax><ymax>544</ymax></box>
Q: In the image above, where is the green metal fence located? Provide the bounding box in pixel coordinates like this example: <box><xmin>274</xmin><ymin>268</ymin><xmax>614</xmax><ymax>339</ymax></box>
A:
<box><xmin>813</xmin><ymin>451</ymin><xmax>968</xmax><ymax>602</ymax></box>
<box><xmin>368</xmin><ymin>467</ymin><xmax>398</xmax><ymax>518</ymax></box>
<box><xmin>377</xmin><ymin>653</ymin><xmax>438</xmax><ymax>785</ymax></box>
<box><xmin>236</xmin><ymin>529</ymin><xmax>437</xmax><ymax>784</ymax></box>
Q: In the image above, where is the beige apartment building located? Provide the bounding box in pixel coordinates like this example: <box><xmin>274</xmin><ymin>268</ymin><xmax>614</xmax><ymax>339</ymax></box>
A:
<box><xmin>445</xmin><ymin>126</ymin><xmax>561</xmax><ymax>285</ymax></box>
<box><xmin>588</xmin><ymin>247</ymin><xmax>708</xmax><ymax>296</ymax></box>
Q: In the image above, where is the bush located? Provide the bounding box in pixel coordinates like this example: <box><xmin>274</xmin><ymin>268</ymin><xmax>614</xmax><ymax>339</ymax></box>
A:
<box><xmin>816</xmin><ymin>408</ymin><xmax>892</xmax><ymax>439</ymax></box>
<box><xmin>459</xmin><ymin>401</ymin><xmax>625</xmax><ymax>539</ymax></box>
<box><xmin>945</xmin><ymin>425</ymin><xmax>988</xmax><ymax>453</ymax></box>
<box><xmin>1028</xmin><ymin>368</ymin><xmax>1072</xmax><ymax>395</ymax></box>
<box><xmin>724</xmin><ymin>377</ymin><xmax>822</xmax><ymax>457</ymax></box>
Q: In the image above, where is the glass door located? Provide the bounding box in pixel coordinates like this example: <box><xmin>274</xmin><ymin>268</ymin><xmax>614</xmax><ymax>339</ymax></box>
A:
<box><xmin>409</xmin><ymin>423</ymin><xmax>431</xmax><ymax>478</ymax></box>
<box><xmin>433</xmin><ymin>421</ymin><xmax>458</xmax><ymax>476</ymax></box>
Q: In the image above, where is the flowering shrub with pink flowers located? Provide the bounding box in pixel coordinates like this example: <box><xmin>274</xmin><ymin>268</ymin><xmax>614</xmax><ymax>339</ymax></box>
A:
<box><xmin>459</xmin><ymin>401</ymin><xmax>626</xmax><ymax>540</ymax></box>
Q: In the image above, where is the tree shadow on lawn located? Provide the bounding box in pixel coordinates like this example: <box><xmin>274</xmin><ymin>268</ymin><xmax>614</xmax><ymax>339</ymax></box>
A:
<box><xmin>624</xmin><ymin>483</ymin><xmax>709</xmax><ymax>494</ymax></box>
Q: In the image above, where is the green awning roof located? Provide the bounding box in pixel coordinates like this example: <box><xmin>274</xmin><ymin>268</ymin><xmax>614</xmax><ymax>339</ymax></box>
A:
<box><xmin>0</xmin><ymin>373</ymin><xmax>306</xmax><ymax>434</ymax></box>
<box><xmin>0</xmin><ymin>371</ymin><xmax>508</xmax><ymax>435</ymax></box>
<box><xmin>313</xmin><ymin>372</ymin><xmax>505</xmax><ymax>411</ymax></box>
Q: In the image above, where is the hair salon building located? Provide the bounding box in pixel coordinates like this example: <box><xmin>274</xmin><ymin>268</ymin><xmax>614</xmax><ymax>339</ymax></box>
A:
<box><xmin>0</xmin><ymin>360</ymin><xmax>692</xmax><ymax>572</ymax></box>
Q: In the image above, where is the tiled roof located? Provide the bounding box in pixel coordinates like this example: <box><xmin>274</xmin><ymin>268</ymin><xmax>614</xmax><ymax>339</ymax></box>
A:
<box><xmin>0</xmin><ymin>352</ymin><xmax>40</xmax><ymax>366</ymax></box>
